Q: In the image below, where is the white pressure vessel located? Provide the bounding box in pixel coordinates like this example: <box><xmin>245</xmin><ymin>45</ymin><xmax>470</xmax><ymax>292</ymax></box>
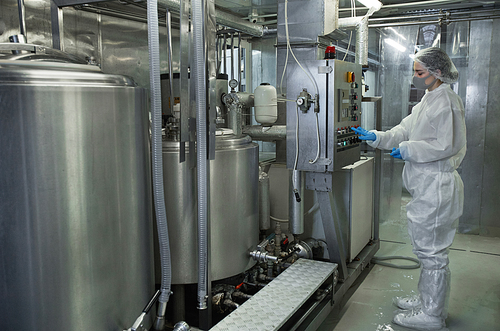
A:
<box><xmin>254</xmin><ymin>83</ymin><xmax>278</xmax><ymax>125</ymax></box>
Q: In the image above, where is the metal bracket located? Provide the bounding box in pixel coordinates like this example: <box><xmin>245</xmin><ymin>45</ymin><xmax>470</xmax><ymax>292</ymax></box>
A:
<box><xmin>316</xmin><ymin>191</ymin><xmax>348</xmax><ymax>281</ymax></box>
<box><xmin>318</xmin><ymin>66</ymin><xmax>333</xmax><ymax>74</ymax></box>
<box><xmin>305</xmin><ymin>172</ymin><xmax>332</xmax><ymax>192</ymax></box>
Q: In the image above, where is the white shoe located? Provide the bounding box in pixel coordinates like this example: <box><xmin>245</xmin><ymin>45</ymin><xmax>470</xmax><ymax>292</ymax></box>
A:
<box><xmin>394</xmin><ymin>294</ymin><xmax>422</xmax><ymax>310</ymax></box>
<box><xmin>393</xmin><ymin>308</ymin><xmax>445</xmax><ymax>330</ymax></box>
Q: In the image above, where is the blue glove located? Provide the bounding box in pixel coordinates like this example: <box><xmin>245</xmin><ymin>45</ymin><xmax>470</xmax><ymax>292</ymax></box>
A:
<box><xmin>390</xmin><ymin>148</ymin><xmax>403</xmax><ymax>159</ymax></box>
<box><xmin>351</xmin><ymin>126</ymin><xmax>376</xmax><ymax>141</ymax></box>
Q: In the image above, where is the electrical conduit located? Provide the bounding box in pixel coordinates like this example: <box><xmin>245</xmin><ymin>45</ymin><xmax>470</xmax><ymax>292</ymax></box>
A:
<box><xmin>147</xmin><ymin>0</ymin><xmax>172</xmax><ymax>328</ymax></box>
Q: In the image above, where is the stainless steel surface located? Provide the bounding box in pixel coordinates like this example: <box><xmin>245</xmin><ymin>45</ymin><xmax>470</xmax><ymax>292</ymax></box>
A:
<box><xmin>0</xmin><ymin>42</ymin><xmax>87</xmax><ymax>63</ymax></box>
<box><xmin>0</xmin><ymin>59</ymin><xmax>153</xmax><ymax>330</ymax></box>
<box><xmin>211</xmin><ymin>259</ymin><xmax>337</xmax><ymax>331</ymax></box>
<box><xmin>286</xmin><ymin>60</ymin><xmax>362</xmax><ymax>172</ymax></box>
<box><xmin>362</xmin><ymin>96</ymin><xmax>382</xmax><ymax>241</ymax></box>
<box><xmin>277</xmin><ymin>0</ymin><xmax>339</xmax><ymax>44</ymax></box>
<box><xmin>161</xmin><ymin>135</ymin><xmax>259</xmax><ymax>284</ymax></box>
<box><xmin>331</xmin><ymin>157</ymin><xmax>374</xmax><ymax>261</ymax></box>
<box><xmin>317</xmin><ymin>190</ymin><xmax>348</xmax><ymax>280</ymax></box>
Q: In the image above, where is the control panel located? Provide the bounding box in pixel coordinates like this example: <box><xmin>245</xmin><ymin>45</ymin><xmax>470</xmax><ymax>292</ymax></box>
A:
<box><xmin>286</xmin><ymin>59</ymin><xmax>362</xmax><ymax>172</ymax></box>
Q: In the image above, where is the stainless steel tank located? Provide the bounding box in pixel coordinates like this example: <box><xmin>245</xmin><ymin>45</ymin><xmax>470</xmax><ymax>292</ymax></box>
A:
<box><xmin>0</xmin><ymin>46</ymin><xmax>154</xmax><ymax>330</ymax></box>
<box><xmin>162</xmin><ymin>135</ymin><xmax>259</xmax><ymax>284</ymax></box>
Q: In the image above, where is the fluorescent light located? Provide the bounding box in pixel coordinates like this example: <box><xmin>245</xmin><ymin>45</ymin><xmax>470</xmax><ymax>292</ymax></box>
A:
<box><xmin>388</xmin><ymin>27</ymin><xmax>407</xmax><ymax>40</ymax></box>
<box><xmin>385</xmin><ymin>38</ymin><xmax>406</xmax><ymax>52</ymax></box>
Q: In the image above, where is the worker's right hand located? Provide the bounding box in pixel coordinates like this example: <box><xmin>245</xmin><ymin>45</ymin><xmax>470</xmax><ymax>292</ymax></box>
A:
<box><xmin>351</xmin><ymin>126</ymin><xmax>376</xmax><ymax>141</ymax></box>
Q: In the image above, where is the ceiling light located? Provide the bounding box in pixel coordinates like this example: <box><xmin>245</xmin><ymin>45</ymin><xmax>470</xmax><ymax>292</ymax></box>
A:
<box><xmin>385</xmin><ymin>38</ymin><xmax>406</xmax><ymax>52</ymax></box>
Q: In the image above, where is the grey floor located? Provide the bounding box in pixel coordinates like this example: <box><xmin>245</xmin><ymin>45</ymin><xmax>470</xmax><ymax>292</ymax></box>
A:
<box><xmin>318</xmin><ymin>194</ymin><xmax>500</xmax><ymax>331</ymax></box>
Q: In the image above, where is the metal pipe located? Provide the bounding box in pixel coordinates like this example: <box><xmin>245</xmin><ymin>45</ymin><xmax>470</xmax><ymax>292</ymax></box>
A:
<box><xmin>258</xmin><ymin>170</ymin><xmax>271</xmax><ymax>231</ymax></box>
<box><xmin>249</xmin><ymin>250</ymin><xmax>279</xmax><ymax>263</ymax></box>
<box><xmin>223</xmin><ymin>32</ymin><xmax>227</xmax><ymax>74</ymax></box>
<box><xmin>216</xmin><ymin>36</ymin><xmax>220</xmax><ymax>74</ymax></box>
<box><xmin>289</xmin><ymin>170</ymin><xmax>304</xmax><ymax>235</ymax></box>
<box><xmin>242</xmin><ymin>125</ymin><xmax>287</xmax><ymax>141</ymax></box>
<box><xmin>227</xmin><ymin>103</ymin><xmax>242</xmax><ymax>136</ymax></box>
<box><xmin>214</xmin><ymin>8</ymin><xmax>267</xmax><ymax>37</ymax></box>
<box><xmin>157</xmin><ymin>0</ymin><xmax>266</xmax><ymax>37</ymax></box>
<box><xmin>167</xmin><ymin>9</ymin><xmax>175</xmax><ymax>115</ymax></box>
<box><xmin>17</xmin><ymin>0</ymin><xmax>27</xmax><ymax>37</ymax></box>
<box><xmin>369</xmin><ymin>12</ymin><xmax>500</xmax><ymax>28</ymax></box>
<box><xmin>230</xmin><ymin>33</ymin><xmax>234</xmax><ymax>81</ymax></box>
<box><xmin>237</xmin><ymin>33</ymin><xmax>241</xmax><ymax>91</ymax></box>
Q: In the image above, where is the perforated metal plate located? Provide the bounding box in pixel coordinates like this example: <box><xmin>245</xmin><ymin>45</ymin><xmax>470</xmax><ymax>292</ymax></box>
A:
<box><xmin>211</xmin><ymin>259</ymin><xmax>337</xmax><ymax>331</ymax></box>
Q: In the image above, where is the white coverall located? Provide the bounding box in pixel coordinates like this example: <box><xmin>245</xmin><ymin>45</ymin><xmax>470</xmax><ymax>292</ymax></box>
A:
<box><xmin>368</xmin><ymin>84</ymin><xmax>467</xmax><ymax>318</ymax></box>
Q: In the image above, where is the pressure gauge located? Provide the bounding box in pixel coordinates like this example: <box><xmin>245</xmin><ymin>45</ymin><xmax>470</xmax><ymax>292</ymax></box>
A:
<box><xmin>229</xmin><ymin>79</ymin><xmax>238</xmax><ymax>89</ymax></box>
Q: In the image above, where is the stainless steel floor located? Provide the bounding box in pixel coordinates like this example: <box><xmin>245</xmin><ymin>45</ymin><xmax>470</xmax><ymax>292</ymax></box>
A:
<box><xmin>318</xmin><ymin>194</ymin><xmax>500</xmax><ymax>331</ymax></box>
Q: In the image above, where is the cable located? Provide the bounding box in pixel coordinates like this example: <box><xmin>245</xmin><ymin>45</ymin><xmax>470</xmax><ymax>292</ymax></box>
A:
<box><xmin>343</xmin><ymin>0</ymin><xmax>355</xmax><ymax>61</ymax></box>
<box><xmin>270</xmin><ymin>215</ymin><xmax>289</xmax><ymax>223</ymax></box>
<box><xmin>309</xmin><ymin>112</ymin><xmax>321</xmax><ymax>164</ymax></box>
<box><xmin>371</xmin><ymin>255</ymin><xmax>421</xmax><ymax>269</ymax></box>
<box><xmin>292</xmin><ymin>104</ymin><xmax>300</xmax><ymax>191</ymax></box>
<box><xmin>284</xmin><ymin>0</ymin><xmax>318</xmax><ymax>95</ymax></box>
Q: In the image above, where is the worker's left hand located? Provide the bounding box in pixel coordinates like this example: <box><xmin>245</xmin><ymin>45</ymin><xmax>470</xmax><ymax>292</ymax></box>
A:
<box><xmin>390</xmin><ymin>148</ymin><xmax>403</xmax><ymax>159</ymax></box>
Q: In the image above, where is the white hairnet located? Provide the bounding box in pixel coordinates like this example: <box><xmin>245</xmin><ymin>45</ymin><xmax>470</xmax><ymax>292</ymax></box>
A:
<box><xmin>414</xmin><ymin>47</ymin><xmax>459</xmax><ymax>84</ymax></box>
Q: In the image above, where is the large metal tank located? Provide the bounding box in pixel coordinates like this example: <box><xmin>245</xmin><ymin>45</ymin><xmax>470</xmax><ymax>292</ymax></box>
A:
<box><xmin>162</xmin><ymin>135</ymin><xmax>259</xmax><ymax>284</ymax></box>
<box><xmin>0</xmin><ymin>46</ymin><xmax>154</xmax><ymax>330</ymax></box>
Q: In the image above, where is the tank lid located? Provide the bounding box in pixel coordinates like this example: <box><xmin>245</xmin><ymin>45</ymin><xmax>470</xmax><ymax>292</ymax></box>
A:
<box><xmin>163</xmin><ymin>134</ymin><xmax>254</xmax><ymax>150</ymax></box>
<box><xmin>0</xmin><ymin>43</ymin><xmax>88</xmax><ymax>65</ymax></box>
<box><xmin>0</xmin><ymin>43</ymin><xmax>138</xmax><ymax>86</ymax></box>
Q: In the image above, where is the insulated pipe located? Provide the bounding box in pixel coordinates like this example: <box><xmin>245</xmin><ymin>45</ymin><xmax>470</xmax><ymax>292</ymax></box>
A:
<box><xmin>157</xmin><ymin>0</ymin><xmax>267</xmax><ymax>37</ymax></box>
<box><xmin>192</xmin><ymin>0</ymin><xmax>209</xmax><ymax>311</ymax></box>
<box><xmin>289</xmin><ymin>170</ymin><xmax>304</xmax><ymax>235</ymax></box>
<box><xmin>338</xmin><ymin>16</ymin><xmax>368</xmax><ymax>67</ymax></box>
<box><xmin>147</xmin><ymin>0</ymin><xmax>172</xmax><ymax>328</ymax></box>
<box><xmin>356</xmin><ymin>16</ymin><xmax>369</xmax><ymax>67</ymax></box>
<box><xmin>242</xmin><ymin>125</ymin><xmax>287</xmax><ymax>141</ymax></box>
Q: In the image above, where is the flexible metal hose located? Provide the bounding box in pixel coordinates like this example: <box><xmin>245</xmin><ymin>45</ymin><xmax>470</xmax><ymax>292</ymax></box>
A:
<box><xmin>192</xmin><ymin>0</ymin><xmax>209</xmax><ymax>310</ymax></box>
<box><xmin>147</xmin><ymin>0</ymin><xmax>172</xmax><ymax>325</ymax></box>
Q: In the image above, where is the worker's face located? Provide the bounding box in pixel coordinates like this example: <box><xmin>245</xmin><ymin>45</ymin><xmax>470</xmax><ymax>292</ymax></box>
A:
<box><xmin>413</xmin><ymin>62</ymin><xmax>435</xmax><ymax>85</ymax></box>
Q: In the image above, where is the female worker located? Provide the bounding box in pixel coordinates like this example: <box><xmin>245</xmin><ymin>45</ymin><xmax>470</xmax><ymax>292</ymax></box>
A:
<box><xmin>353</xmin><ymin>47</ymin><xmax>467</xmax><ymax>330</ymax></box>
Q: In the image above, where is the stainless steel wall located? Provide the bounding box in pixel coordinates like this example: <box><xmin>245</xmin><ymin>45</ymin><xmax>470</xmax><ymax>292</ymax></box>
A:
<box><xmin>461</xmin><ymin>19</ymin><xmax>500</xmax><ymax>236</ymax></box>
<box><xmin>376</xmin><ymin>20</ymin><xmax>500</xmax><ymax>236</ymax></box>
<box><xmin>0</xmin><ymin>0</ymin><xmax>178</xmax><ymax>88</ymax></box>
<box><xmin>0</xmin><ymin>62</ymin><xmax>153</xmax><ymax>330</ymax></box>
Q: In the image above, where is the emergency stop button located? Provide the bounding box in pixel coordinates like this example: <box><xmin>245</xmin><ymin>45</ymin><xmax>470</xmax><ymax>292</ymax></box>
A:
<box><xmin>346</xmin><ymin>71</ymin><xmax>355</xmax><ymax>83</ymax></box>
